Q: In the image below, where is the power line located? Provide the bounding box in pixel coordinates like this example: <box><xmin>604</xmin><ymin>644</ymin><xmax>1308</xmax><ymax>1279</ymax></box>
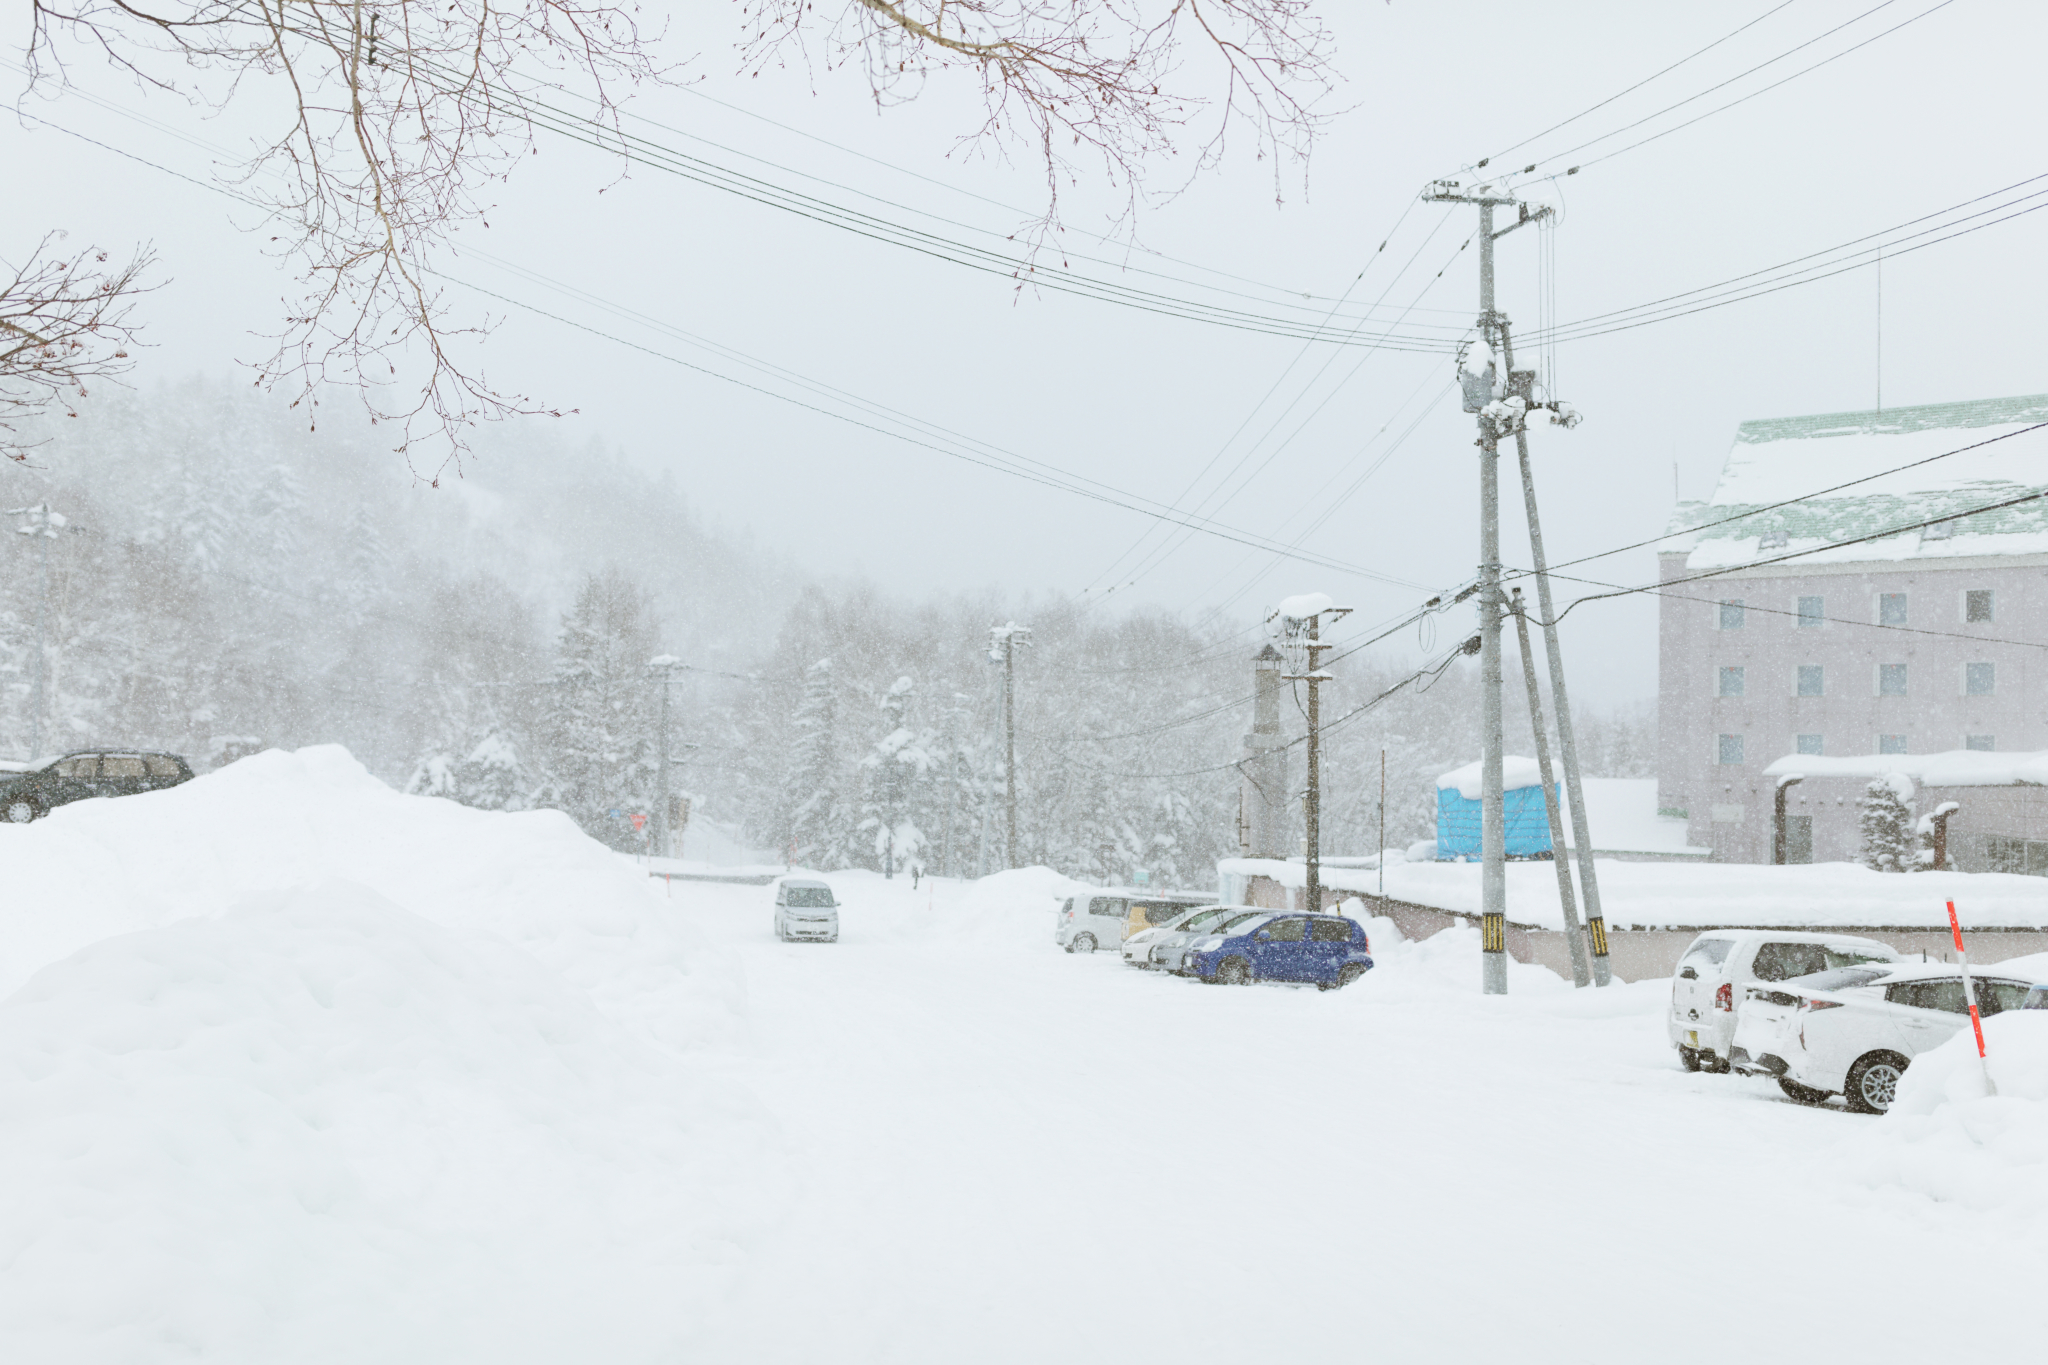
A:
<box><xmin>20</xmin><ymin>109</ymin><xmax>1437</xmax><ymax>589</ymax></box>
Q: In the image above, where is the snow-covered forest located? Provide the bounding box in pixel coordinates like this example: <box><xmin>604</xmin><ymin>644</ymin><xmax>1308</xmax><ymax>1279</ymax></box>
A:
<box><xmin>3</xmin><ymin>383</ymin><xmax>1650</xmax><ymax>876</ymax></box>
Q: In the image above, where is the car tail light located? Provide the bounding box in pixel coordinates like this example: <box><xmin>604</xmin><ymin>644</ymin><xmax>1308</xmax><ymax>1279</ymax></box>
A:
<box><xmin>1802</xmin><ymin>999</ymin><xmax>1843</xmax><ymax>1012</ymax></box>
<box><xmin>1362</xmin><ymin>935</ymin><xmax>1371</xmax><ymax>953</ymax></box>
<box><xmin>1714</xmin><ymin>982</ymin><xmax>1733</xmax><ymax>1012</ymax></box>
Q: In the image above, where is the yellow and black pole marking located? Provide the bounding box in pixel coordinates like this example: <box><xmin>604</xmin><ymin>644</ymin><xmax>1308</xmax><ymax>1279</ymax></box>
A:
<box><xmin>1585</xmin><ymin>915</ymin><xmax>1610</xmax><ymax>960</ymax></box>
<box><xmin>1481</xmin><ymin>912</ymin><xmax>1506</xmax><ymax>954</ymax></box>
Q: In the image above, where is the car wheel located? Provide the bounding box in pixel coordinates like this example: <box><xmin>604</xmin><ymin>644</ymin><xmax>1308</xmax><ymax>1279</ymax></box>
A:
<box><xmin>4</xmin><ymin>797</ymin><xmax>36</xmax><ymax>823</ymax></box>
<box><xmin>1335</xmin><ymin>964</ymin><xmax>1367</xmax><ymax>990</ymax></box>
<box><xmin>1069</xmin><ymin>933</ymin><xmax>1097</xmax><ymax>954</ymax></box>
<box><xmin>1216</xmin><ymin>957</ymin><xmax>1252</xmax><ymax>986</ymax></box>
<box><xmin>1677</xmin><ymin>1045</ymin><xmax>1702</xmax><ymax>1072</ymax></box>
<box><xmin>1845</xmin><ymin>1053</ymin><xmax>1907</xmax><ymax>1114</ymax></box>
<box><xmin>1778</xmin><ymin>1077</ymin><xmax>1830</xmax><ymax>1105</ymax></box>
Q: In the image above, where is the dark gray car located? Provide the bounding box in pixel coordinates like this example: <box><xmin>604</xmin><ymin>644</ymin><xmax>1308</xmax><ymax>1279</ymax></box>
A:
<box><xmin>2</xmin><ymin>750</ymin><xmax>194</xmax><ymax>823</ymax></box>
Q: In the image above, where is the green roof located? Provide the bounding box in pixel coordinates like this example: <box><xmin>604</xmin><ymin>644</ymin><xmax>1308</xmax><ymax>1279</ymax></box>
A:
<box><xmin>1736</xmin><ymin>393</ymin><xmax>2048</xmax><ymax>445</ymax></box>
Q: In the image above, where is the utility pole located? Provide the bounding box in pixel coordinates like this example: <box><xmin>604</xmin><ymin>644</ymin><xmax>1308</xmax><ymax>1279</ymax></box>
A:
<box><xmin>1510</xmin><ymin>589</ymin><xmax>1590</xmax><ymax>988</ymax></box>
<box><xmin>940</xmin><ymin>694</ymin><xmax>968</xmax><ymax>878</ymax></box>
<box><xmin>10</xmin><ymin>504</ymin><xmax>70</xmax><ymax>759</ymax></box>
<box><xmin>1378</xmin><ymin>748</ymin><xmax>1387</xmax><ymax>914</ymax></box>
<box><xmin>648</xmin><ymin>655</ymin><xmax>681</xmax><ymax>858</ymax></box>
<box><xmin>1496</xmin><ymin>317</ymin><xmax>1612</xmax><ymax>987</ymax></box>
<box><xmin>1273</xmin><ymin>599</ymin><xmax>1351</xmax><ymax>914</ymax></box>
<box><xmin>989</xmin><ymin>623</ymin><xmax>1031</xmax><ymax>869</ymax></box>
<box><xmin>1240</xmin><ymin>643</ymin><xmax>1289</xmax><ymax>860</ymax></box>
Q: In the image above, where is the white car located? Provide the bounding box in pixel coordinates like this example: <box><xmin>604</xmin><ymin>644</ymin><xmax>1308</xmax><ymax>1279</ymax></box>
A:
<box><xmin>1120</xmin><ymin>905</ymin><xmax>1235</xmax><ymax>970</ymax></box>
<box><xmin>773</xmin><ymin>878</ymin><xmax>839</xmax><ymax>942</ymax></box>
<box><xmin>1055</xmin><ymin>889</ymin><xmax>1210</xmax><ymax>954</ymax></box>
<box><xmin>1667</xmin><ymin>930</ymin><xmax>1900</xmax><ymax>1072</ymax></box>
<box><xmin>1731</xmin><ymin>961</ymin><xmax>2048</xmax><ymax>1112</ymax></box>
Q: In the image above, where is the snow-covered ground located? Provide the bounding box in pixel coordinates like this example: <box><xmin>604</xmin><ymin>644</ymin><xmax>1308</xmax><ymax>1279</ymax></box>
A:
<box><xmin>1</xmin><ymin>751</ymin><xmax>2042</xmax><ymax>1361</ymax></box>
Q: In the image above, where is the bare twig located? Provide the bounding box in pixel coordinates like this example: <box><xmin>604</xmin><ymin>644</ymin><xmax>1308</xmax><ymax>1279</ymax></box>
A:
<box><xmin>0</xmin><ymin>233</ymin><xmax>154</xmax><ymax>461</ymax></box>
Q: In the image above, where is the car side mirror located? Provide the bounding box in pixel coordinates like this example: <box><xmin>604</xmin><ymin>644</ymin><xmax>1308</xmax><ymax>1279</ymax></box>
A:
<box><xmin>1679</xmin><ymin>966</ymin><xmax>1697</xmax><ymax>980</ymax></box>
<box><xmin>1257</xmin><ymin>930</ymin><xmax>1273</xmax><ymax>942</ymax></box>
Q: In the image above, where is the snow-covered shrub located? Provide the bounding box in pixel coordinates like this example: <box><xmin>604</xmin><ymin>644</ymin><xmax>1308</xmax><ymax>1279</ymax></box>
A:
<box><xmin>1857</xmin><ymin>775</ymin><xmax>1917</xmax><ymax>873</ymax></box>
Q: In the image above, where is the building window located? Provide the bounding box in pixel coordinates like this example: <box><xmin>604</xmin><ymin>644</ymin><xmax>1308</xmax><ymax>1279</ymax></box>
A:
<box><xmin>1797</xmin><ymin>596</ymin><xmax>1824</xmax><ymax>628</ymax></box>
<box><xmin>1987</xmin><ymin>836</ymin><xmax>2048</xmax><ymax>876</ymax></box>
<box><xmin>1718</xmin><ymin>734</ymin><xmax>1745</xmax><ymax>765</ymax></box>
<box><xmin>1719</xmin><ymin>599</ymin><xmax>1745</xmax><ymax>630</ymax></box>
<box><xmin>1797</xmin><ymin>734</ymin><xmax>1824</xmax><ymax>756</ymax></box>
<box><xmin>1879</xmin><ymin>735</ymin><xmax>1909</xmax><ymax>755</ymax></box>
<box><xmin>1879</xmin><ymin>592</ymin><xmax>1908</xmax><ymax>626</ymax></box>
<box><xmin>1718</xmin><ymin>666</ymin><xmax>1745</xmax><ymax>697</ymax></box>
<box><xmin>1879</xmin><ymin>664</ymin><xmax>1908</xmax><ymax>697</ymax></box>
<box><xmin>1967</xmin><ymin>734</ymin><xmax>1995</xmax><ymax>752</ymax></box>
<box><xmin>1967</xmin><ymin>662</ymin><xmax>1995</xmax><ymax>696</ymax></box>
<box><xmin>1923</xmin><ymin>520</ymin><xmax>1954</xmax><ymax>542</ymax></box>
<box><xmin>1796</xmin><ymin>665</ymin><xmax>1823</xmax><ymax>697</ymax></box>
<box><xmin>1966</xmin><ymin>589</ymin><xmax>1994</xmax><ymax>623</ymax></box>
<box><xmin>1758</xmin><ymin>529</ymin><xmax>1788</xmax><ymax>550</ymax></box>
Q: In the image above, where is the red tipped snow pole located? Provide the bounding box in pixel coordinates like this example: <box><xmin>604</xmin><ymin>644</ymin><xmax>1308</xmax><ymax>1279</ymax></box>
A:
<box><xmin>1946</xmin><ymin>900</ymin><xmax>1996</xmax><ymax>1094</ymax></box>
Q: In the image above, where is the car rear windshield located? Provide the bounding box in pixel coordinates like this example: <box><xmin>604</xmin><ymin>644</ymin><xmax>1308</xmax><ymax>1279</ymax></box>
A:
<box><xmin>1679</xmin><ymin>938</ymin><xmax>1735</xmax><ymax>971</ymax></box>
<box><xmin>784</xmin><ymin>887</ymin><xmax>834</xmax><ymax>908</ymax></box>
<box><xmin>1783</xmin><ymin>967</ymin><xmax>1889</xmax><ymax>993</ymax></box>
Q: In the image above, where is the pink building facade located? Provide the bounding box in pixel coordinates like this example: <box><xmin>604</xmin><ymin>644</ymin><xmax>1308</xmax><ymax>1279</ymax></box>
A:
<box><xmin>1656</xmin><ymin>394</ymin><xmax>2048</xmax><ymax>866</ymax></box>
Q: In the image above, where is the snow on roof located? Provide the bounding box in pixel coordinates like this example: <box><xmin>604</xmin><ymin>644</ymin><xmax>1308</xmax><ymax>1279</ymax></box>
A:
<box><xmin>1558</xmin><ymin>778</ymin><xmax>1711</xmax><ymax>857</ymax></box>
<box><xmin>1436</xmin><ymin>755</ymin><xmax>1545</xmax><ymax>798</ymax></box>
<box><xmin>1762</xmin><ymin>748</ymin><xmax>2048</xmax><ymax>788</ymax></box>
<box><xmin>1218</xmin><ymin>856</ymin><xmax>2048</xmax><ymax>931</ymax></box>
<box><xmin>1661</xmin><ymin>393</ymin><xmax>2048</xmax><ymax>571</ymax></box>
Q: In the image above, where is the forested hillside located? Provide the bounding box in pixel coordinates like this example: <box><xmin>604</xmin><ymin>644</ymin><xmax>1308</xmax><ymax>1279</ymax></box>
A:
<box><xmin>2</xmin><ymin>383</ymin><xmax>1649</xmax><ymax>873</ymax></box>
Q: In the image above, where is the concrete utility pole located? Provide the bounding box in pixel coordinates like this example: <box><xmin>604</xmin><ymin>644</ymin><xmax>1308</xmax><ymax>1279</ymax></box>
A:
<box><xmin>648</xmin><ymin>655</ymin><xmax>682</xmax><ymax>857</ymax></box>
<box><xmin>1510</xmin><ymin>588</ymin><xmax>1590</xmax><ymax>988</ymax></box>
<box><xmin>1497</xmin><ymin>318</ymin><xmax>1611</xmax><ymax>987</ymax></box>
<box><xmin>10</xmin><ymin>504</ymin><xmax>70</xmax><ymax>760</ymax></box>
<box><xmin>1240</xmin><ymin>644</ymin><xmax>1290</xmax><ymax>860</ymax></box>
<box><xmin>989</xmin><ymin>623</ymin><xmax>1031</xmax><ymax>869</ymax></box>
<box><xmin>1274</xmin><ymin>600</ymin><xmax>1351</xmax><ymax>914</ymax></box>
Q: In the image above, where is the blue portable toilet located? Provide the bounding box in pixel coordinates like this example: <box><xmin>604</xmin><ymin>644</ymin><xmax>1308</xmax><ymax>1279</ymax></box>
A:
<box><xmin>1435</xmin><ymin>757</ymin><xmax>1556</xmax><ymax>860</ymax></box>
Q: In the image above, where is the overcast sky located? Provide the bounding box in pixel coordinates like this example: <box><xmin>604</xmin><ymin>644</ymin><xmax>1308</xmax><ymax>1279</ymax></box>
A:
<box><xmin>7</xmin><ymin>0</ymin><xmax>2046</xmax><ymax>705</ymax></box>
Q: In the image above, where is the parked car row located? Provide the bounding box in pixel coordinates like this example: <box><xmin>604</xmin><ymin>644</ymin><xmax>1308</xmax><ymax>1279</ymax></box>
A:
<box><xmin>1062</xmin><ymin>896</ymin><xmax>1375</xmax><ymax>990</ymax></box>
<box><xmin>1668</xmin><ymin>928</ymin><xmax>2047</xmax><ymax>1113</ymax></box>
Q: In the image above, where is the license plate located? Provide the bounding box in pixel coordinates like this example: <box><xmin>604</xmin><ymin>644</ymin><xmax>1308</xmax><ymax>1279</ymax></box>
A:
<box><xmin>1686</xmin><ymin>1031</ymin><xmax>1700</xmax><ymax>1047</ymax></box>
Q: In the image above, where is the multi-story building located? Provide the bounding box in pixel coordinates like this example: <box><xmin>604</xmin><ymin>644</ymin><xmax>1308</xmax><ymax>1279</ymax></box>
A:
<box><xmin>1657</xmin><ymin>393</ymin><xmax>2048</xmax><ymax>865</ymax></box>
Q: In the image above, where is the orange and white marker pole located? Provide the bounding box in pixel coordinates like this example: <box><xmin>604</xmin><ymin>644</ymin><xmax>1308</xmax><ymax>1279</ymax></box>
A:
<box><xmin>1946</xmin><ymin>900</ymin><xmax>1997</xmax><ymax>1096</ymax></box>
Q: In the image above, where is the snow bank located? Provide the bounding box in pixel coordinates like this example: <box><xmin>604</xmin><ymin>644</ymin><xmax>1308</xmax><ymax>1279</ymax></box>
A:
<box><xmin>1557</xmin><ymin>778</ymin><xmax>1709</xmax><ymax>856</ymax></box>
<box><xmin>1436</xmin><ymin>755</ymin><xmax>1544</xmax><ymax>798</ymax></box>
<box><xmin>1851</xmin><ymin>1013</ymin><xmax>2048</xmax><ymax>1219</ymax></box>
<box><xmin>0</xmin><ymin>881</ymin><xmax>776</xmax><ymax>1364</ymax></box>
<box><xmin>0</xmin><ymin>746</ymin><xmax>743</xmax><ymax>1052</ymax></box>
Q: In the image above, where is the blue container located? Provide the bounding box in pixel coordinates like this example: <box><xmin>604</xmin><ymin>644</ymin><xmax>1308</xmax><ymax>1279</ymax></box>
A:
<box><xmin>1436</xmin><ymin>783</ymin><xmax>1556</xmax><ymax>860</ymax></box>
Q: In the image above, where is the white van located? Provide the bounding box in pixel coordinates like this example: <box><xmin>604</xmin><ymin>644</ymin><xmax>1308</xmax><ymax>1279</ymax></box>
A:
<box><xmin>1054</xmin><ymin>888</ymin><xmax>1211</xmax><ymax>954</ymax></box>
<box><xmin>1667</xmin><ymin>929</ymin><xmax>1900</xmax><ymax>1071</ymax></box>
<box><xmin>773</xmin><ymin>878</ymin><xmax>840</xmax><ymax>943</ymax></box>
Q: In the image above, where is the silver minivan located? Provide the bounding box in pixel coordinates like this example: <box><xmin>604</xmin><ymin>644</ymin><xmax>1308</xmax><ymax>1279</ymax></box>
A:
<box><xmin>774</xmin><ymin>878</ymin><xmax>840</xmax><ymax>943</ymax></box>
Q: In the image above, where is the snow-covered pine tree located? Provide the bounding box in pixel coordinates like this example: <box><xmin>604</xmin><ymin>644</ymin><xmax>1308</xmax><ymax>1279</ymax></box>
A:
<box><xmin>858</xmin><ymin>675</ymin><xmax>931</xmax><ymax>874</ymax></box>
<box><xmin>537</xmin><ymin>569</ymin><xmax>660</xmax><ymax>850</ymax></box>
<box><xmin>1857</xmin><ymin>776</ymin><xmax>1917</xmax><ymax>872</ymax></box>
<box><xmin>783</xmin><ymin>658</ymin><xmax>842</xmax><ymax>866</ymax></box>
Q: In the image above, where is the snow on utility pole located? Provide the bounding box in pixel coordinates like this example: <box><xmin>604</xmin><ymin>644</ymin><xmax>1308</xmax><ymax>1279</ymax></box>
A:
<box><xmin>648</xmin><ymin>655</ymin><xmax>682</xmax><ymax>857</ymax></box>
<box><xmin>10</xmin><ymin>504</ymin><xmax>69</xmax><ymax>760</ymax></box>
<box><xmin>1272</xmin><ymin>597</ymin><xmax>1350</xmax><ymax>915</ymax></box>
<box><xmin>1510</xmin><ymin>588</ymin><xmax>1590</xmax><ymax>988</ymax></box>
<box><xmin>989</xmin><ymin>623</ymin><xmax>1031</xmax><ymax>869</ymax></box>
<box><xmin>1495</xmin><ymin>316</ymin><xmax>1612</xmax><ymax>987</ymax></box>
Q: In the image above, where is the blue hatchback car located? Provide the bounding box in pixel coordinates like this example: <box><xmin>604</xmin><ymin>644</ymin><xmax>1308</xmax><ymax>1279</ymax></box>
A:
<box><xmin>1183</xmin><ymin>912</ymin><xmax>1374</xmax><ymax>990</ymax></box>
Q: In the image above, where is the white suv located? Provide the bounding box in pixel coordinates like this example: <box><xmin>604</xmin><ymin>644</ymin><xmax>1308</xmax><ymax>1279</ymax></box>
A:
<box><xmin>1667</xmin><ymin>930</ymin><xmax>1899</xmax><ymax>1072</ymax></box>
<box><xmin>1732</xmin><ymin>961</ymin><xmax>2048</xmax><ymax>1112</ymax></box>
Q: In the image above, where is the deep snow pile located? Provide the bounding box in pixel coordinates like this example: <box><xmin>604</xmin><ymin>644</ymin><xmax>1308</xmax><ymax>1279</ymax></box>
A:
<box><xmin>0</xmin><ymin>883</ymin><xmax>775</xmax><ymax>1363</ymax></box>
<box><xmin>0</xmin><ymin>746</ymin><xmax>744</xmax><ymax>1050</ymax></box>
<box><xmin>1852</xmin><ymin>1012</ymin><xmax>2048</xmax><ymax>1218</ymax></box>
<box><xmin>0</xmin><ymin>749</ymin><xmax>778</xmax><ymax>1362</ymax></box>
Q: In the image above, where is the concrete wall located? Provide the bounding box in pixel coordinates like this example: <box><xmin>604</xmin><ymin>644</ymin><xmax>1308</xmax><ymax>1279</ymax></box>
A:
<box><xmin>1657</xmin><ymin>551</ymin><xmax>2048</xmax><ymax>863</ymax></box>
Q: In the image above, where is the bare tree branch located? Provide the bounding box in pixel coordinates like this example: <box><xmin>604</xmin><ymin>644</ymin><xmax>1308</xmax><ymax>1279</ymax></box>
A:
<box><xmin>0</xmin><ymin>233</ymin><xmax>154</xmax><ymax>461</ymax></box>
